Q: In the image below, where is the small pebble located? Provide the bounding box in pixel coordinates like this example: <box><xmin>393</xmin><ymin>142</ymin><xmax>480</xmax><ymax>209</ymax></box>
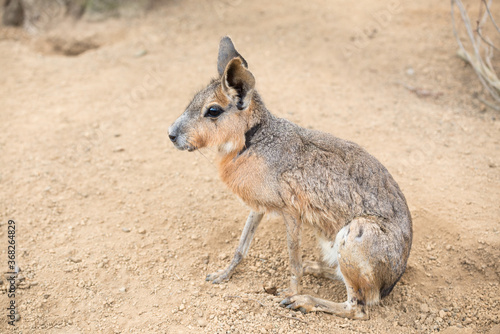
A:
<box><xmin>137</xmin><ymin>228</ymin><xmax>146</xmax><ymax>234</ymax></box>
<box><xmin>122</xmin><ymin>227</ymin><xmax>131</xmax><ymax>233</ymax></box>
<box><xmin>197</xmin><ymin>318</ymin><xmax>207</xmax><ymax>327</ymax></box>
<box><xmin>420</xmin><ymin>303</ymin><xmax>430</xmax><ymax>313</ymax></box>
<box><xmin>119</xmin><ymin>287</ymin><xmax>126</xmax><ymax>293</ymax></box>
<box><xmin>134</xmin><ymin>49</ymin><xmax>147</xmax><ymax>57</ymax></box>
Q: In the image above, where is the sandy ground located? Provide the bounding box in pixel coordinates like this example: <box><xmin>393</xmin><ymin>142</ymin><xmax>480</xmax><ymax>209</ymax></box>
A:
<box><xmin>1</xmin><ymin>0</ymin><xmax>500</xmax><ymax>333</ymax></box>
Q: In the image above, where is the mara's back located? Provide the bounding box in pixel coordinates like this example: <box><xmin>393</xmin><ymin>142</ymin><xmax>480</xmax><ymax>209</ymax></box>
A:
<box><xmin>244</xmin><ymin>113</ymin><xmax>412</xmax><ymax>241</ymax></box>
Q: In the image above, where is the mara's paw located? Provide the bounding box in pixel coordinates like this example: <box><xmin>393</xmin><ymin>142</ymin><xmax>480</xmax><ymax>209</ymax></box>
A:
<box><xmin>205</xmin><ymin>269</ymin><xmax>230</xmax><ymax>284</ymax></box>
<box><xmin>280</xmin><ymin>295</ymin><xmax>315</xmax><ymax>314</ymax></box>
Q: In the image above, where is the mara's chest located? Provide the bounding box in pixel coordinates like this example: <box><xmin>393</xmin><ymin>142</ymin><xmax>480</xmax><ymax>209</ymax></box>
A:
<box><xmin>218</xmin><ymin>153</ymin><xmax>281</xmax><ymax>211</ymax></box>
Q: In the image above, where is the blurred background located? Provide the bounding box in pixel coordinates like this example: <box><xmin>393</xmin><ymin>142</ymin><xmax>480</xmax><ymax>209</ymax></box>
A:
<box><xmin>1</xmin><ymin>1</ymin><xmax>499</xmax><ymax>333</ymax></box>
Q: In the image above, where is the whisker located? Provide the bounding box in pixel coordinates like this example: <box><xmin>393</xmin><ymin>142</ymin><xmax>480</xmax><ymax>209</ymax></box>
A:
<box><xmin>196</xmin><ymin>149</ymin><xmax>216</xmax><ymax>169</ymax></box>
<box><xmin>187</xmin><ymin>139</ymin><xmax>216</xmax><ymax>169</ymax></box>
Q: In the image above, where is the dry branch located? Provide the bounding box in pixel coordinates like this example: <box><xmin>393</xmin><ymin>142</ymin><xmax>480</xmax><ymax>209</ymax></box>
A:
<box><xmin>451</xmin><ymin>0</ymin><xmax>500</xmax><ymax>107</ymax></box>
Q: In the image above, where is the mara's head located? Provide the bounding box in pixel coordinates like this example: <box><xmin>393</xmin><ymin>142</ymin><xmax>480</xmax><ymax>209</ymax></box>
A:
<box><xmin>168</xmin><ymin>37</ymin><xmax>257</xmax><ymax>154</ymax></box>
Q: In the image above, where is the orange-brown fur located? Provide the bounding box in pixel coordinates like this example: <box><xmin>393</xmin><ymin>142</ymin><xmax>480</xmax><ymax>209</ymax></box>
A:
<box><xmin>218</xmin><ymin>152</ymin><xmax>279</xmax><ymax>211</ymax></box>
<box><xmin>190</xmin><ymin>86</ymin><xmax>246</xmax><ymax>150</ymax></box>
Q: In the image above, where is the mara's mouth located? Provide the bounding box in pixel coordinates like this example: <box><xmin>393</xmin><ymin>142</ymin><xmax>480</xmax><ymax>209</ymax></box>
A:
<box><xmin>173</xmin><ymin>142</ymin><xmax>197</xmax><ymax>152</ymax></box>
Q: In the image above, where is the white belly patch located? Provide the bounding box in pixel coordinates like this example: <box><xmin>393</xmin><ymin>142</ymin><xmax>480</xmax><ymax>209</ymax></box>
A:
<box><xmin>318</xmin><ymin>225</ymin><xmax>350</xmax><ymax>281</ymax></box>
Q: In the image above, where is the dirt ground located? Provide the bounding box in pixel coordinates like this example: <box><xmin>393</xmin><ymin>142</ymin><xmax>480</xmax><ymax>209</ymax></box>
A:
<box><xmin>1</xmin><ymin>0</ymin><xmax>499</xmax><ymax>333</ymax></box>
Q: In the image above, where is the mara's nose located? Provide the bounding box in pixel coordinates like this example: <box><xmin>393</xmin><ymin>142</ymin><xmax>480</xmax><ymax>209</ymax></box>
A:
<box><xmin>168</xmin><ymin>133</ymin><xmax>177</xmax><ymax>143</ymax></box>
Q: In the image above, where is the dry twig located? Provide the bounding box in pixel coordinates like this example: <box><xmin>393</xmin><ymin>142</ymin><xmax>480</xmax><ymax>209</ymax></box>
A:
<box><xmin>395</xmin><ymin>81</ymin><xmax>443</xmax><ymax>98</ymax></box>
<box><xmin>451</xmin><ymin>0</ymin><xmax>500</xmax><ymax>106</ymax></box>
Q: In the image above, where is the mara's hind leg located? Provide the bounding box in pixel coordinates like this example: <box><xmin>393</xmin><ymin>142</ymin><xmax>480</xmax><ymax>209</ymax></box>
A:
<box><xmin>281</xmin><ymin>264</ymin><xmax>369</xmax><ymax>320</ymax></box>
<box><xmin>280</xmin><ymin>289</ymin><xmax>368</xmax><ymax>319</ymax></box>
<box><xmin>281</xmin><ymin>217</ymin><xmax>408</xmax><ymax>320</ymax></box>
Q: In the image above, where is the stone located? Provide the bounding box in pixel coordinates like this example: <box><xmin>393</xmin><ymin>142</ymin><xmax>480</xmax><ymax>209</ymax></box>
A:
<box><xmin>197</xmin><ymin>318</ymin><xmax>207</xmax><ymax>327</ymax></box>
<box><xmin>420</xmin><ymin>303</ymin><xmax>430</xmax><ymax>313</ymax></box>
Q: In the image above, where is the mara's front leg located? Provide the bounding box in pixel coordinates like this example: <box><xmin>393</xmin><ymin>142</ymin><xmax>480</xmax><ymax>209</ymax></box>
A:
<box><xmin>281</xmin><ymin>213</ymin><xmax>303</xmax><ymax>297</ymax></box>
<box><xmin>206</xmin><ymin>211</ymin><xmax>264</xmax><ymax>284</ymax></box>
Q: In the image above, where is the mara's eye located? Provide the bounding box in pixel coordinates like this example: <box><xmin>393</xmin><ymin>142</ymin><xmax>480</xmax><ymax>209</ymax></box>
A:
<box><xmin>205</xmin><ymin>105</ymin><xmax>224</xmax><ymax>118</ymax></box>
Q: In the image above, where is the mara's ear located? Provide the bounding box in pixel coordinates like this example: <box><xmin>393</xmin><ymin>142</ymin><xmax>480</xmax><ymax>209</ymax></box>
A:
<box><xmin>222</xmin><ymin>57</ymin><xmax>255</xmax><ymax>110</ymax></box>
<box><xmin>217</xmin><ymin>36</ymin><xmax>248</xmax><ymax>77</ymax></box>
